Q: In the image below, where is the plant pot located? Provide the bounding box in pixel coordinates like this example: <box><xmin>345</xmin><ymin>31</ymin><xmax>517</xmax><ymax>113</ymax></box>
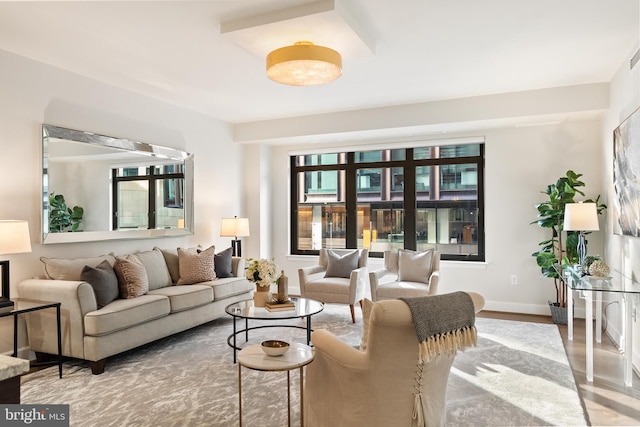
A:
<box><xmin>549</xmin><ymin>302</ymin><xmax>569</xmax><ymax>325</ymax></box>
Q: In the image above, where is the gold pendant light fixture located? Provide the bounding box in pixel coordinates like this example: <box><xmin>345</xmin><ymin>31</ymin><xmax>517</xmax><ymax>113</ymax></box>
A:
<box><xmin>266</xmin><ymin>41</ymin><xmax>342</xmax><ymax>86</ymax></box>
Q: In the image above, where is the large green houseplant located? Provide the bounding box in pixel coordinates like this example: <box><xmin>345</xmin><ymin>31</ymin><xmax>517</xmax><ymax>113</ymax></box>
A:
<box><xmin>49</xmin><ymin>193</ymin><xmax>84</xmax><ymax>232</ymax></box>
<box><xmin>531</xmin><ymin>170</ymin><xmax>605</xmax><ymax>321</ymax></box>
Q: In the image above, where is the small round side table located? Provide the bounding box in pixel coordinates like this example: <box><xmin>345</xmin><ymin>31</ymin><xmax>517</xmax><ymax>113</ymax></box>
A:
<box><xmin>237</xmin><ymin>342</ymin><xmax>314</xmax><ymax>427</ymax></box>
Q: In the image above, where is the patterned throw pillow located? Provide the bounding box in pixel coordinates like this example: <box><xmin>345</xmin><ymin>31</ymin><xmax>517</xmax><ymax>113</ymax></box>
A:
<box><xmin>177</xmin><ymin>246</ymin><xmax>216</xmax><ymax>285</ymax></box>
<box><xmin>397</xmin><ymin>249</ymin><xmax>434</xmax><ymax>284</ymax></box>
<box><xmin>114</xmin><ymin>255</ymin><xmax>149</xmax><ymax>299</ymax></box>
<box><xmin>324</xmin><ymin>249</ymin><xmax>359</xmax><ymax>278</ymax></box>
<box><xmin>81</xmin><ymin>260</ymin><xmax>119</xmax><ymax>308</ymax></box>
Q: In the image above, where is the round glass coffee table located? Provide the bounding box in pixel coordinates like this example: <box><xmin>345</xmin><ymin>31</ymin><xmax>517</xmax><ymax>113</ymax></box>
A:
<box><xmin>225</xmin><ymin>297</ymin><xmax>323</xmax><ymax>363</ymax></box>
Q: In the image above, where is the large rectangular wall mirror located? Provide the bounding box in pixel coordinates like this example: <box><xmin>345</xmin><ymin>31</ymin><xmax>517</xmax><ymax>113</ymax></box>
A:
<box><xmin>42</xmin><ymin>124</ymin><xmax>194</xmax><ymax>244</ymax></box>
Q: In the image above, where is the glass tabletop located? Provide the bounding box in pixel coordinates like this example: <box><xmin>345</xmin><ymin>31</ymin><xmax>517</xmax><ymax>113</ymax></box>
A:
<box><xmin>562</xmin><ymin>265</ymin><xmax>640</xmax><ymax>294</ymax></box>
<box><xmin>0</xmin><ymin>298</ymin><xmax>61</xmax><ymax>317</ymax></box>
<box><xmin>225</xmin><ymin>297</ymin><xmax>324</xmax><ymax>320</ymax></box>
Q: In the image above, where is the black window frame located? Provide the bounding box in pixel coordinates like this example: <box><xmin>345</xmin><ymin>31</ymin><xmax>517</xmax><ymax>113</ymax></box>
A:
<box><xmin>290</xmin><ymin>143</ymin><xmax>485</xmax><ymax>262</ymax></box>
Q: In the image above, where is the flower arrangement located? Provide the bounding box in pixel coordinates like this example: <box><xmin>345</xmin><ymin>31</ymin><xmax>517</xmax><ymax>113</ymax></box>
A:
<box><xmin>245</xmin><ymin>258</ymin><xmax>280</xmax><ymax>288</ymax></box>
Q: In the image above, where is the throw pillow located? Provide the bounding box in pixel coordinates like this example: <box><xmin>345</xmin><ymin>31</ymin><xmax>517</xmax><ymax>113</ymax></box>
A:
<box><xmin>81</xmin><ymin>260</ymin><xmax>119</xmax><ymax>309</ymax></box>
<box><xmin>324</xmin><ymin>249</ymin><xmax>359</xmax><ymax>278</ymax></box>
<box><xmin>113</xmin><ymin>255</ymin><xmax>149</xmax><ymax>299</ymax></box>
<box><xmin>214</xmin><ymin>247</ymin><xmax>234</xmax><ymax>279</ymax></box>
<box><xmin>134</xmin><ymin>248</ymin><xmax>172</xmax><ymax>290</ymax></box>
<box><xmin>40</xmin><ymin>254</ymin><xmax>116</xmax><ymax>281</ymax></box>
<box><xmin>397</xmin><ymin>249</ymin><xmax>434</xmax><ymax>284</ymax></box>
<box><xmin>359</xmin><ymin>298</ymin><xmax>374</xmax><ymax>351</ymax></box>
<box><xmin>177</xmin><ymin>245</ymin><xmax>216</xmax><ymax>285</ymax></box>
<box><xmin>158</xmin><ymin>245</ymin><xmax>202</xmax><ymax>284</ymax></box>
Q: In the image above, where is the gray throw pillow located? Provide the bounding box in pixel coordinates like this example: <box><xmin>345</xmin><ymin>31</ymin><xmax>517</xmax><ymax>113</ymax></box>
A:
<box><xmin>324</xmin><ymin>250</ymin><xmax>359</xmax><ymax>278</ymax></box>
<box><xmin>398</xmin><ymin>249</ymin><xmax>434</xmax><ymax>284</ymax></box>
<box><xmin>214</xmin><ymin>247</ymin><xmax>234</xmax><ymax>278</ymax></box>
<box><xmin>81</xmin><ymin>260</ymin><xmax>119</xmax><ymax>309</ymax></box>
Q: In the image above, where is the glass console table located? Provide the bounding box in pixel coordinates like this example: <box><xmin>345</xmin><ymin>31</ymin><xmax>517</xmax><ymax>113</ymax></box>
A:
<box><xmin>562</xmin><ymin>265</ymin><xmax>640</xmax><ymax>386</ymax></box>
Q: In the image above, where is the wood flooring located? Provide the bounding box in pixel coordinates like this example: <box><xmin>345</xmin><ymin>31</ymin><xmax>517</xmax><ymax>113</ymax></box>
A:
<box><xmin>479</xmin><ymin>311</ymin><xmax>640</xmax><ymax>426</ymax></box>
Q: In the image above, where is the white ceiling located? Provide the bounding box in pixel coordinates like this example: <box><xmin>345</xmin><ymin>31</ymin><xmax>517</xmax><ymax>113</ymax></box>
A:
<box><xmin>0</xmin><ymin>0</ymin><xmax>637</xmax><ymax>130</ymax></box>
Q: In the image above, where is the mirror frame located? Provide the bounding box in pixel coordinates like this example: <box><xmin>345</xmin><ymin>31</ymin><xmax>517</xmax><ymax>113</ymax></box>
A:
<box><xmin>42</xmin><ymin>124</ymin><xmax>194</xmax><ymax>244</ymax></box>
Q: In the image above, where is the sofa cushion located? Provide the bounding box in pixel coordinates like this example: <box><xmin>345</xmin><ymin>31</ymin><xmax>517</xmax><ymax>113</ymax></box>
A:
<box><xmin>40</xmin><ymin>253</ymin><xmax>116</xmax><ymax>281</ymax></box>
<box><xmin>114</xmin><ymin>255</ymin><xmax>149</xmax><ymax>299</ymax></box>
<box><xmin>376</xmin><ymin>281</ymin><xmax>430</xmax><ymax>300</ymax></box>
<box><xmin>398</xmin><ymin>249</ymin><xmax>434</xmax><ymax>284</ymax></box>
<box><xmin>177</xmin><ymin>246</ymin><xmax>216</xmax><ymax>285</ymax></box>
<box><xmin>81</xmin><ymin>260</ymin><xmax>119</xmax><ymax>309</ymax></box>
<box><xmin>84</xmin><ymin>295</ymin><xmax>170</xmax><ymax>336</ymax></box>
<box><xmin>324</xmin><ymin>250</ymin><xmax>359</xmax><ymax>278</ymax></box>
<box><xmin>158</xmin><ymin>247</ymin><xmax>180</xmax><ymax>284</ymax></box>
<box><xmin>214</xmin><ymin>247</ymin><xmax>234</xmax><ymax>278</ymax></box>
<box><xmin>202</xmin><ymin>277</ymin><xmax>253</xmax><ymax>301</ymax></box>
<box><xmin>148</xmin><ymin>285</ymin><xmax>213</xmax><ymax>313</ymax></box>
<box><xmin>134</xmin><ymin>248</ymin><xmax>172</xmax><ymax>290</ymax></box>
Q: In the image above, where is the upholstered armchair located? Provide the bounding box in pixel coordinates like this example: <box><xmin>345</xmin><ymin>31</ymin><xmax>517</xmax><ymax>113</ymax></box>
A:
<box><xmin>369</xmin><ymin>249</ymin><xmax>440</xmax><ymax>302</ymax></box>
<box><xmin>304</xmin><ymin>293</ymin><xmax>485</xmax><ymax>427</ymax></box>
<box><xmin>298</xmin><ymin>248</ymin><xmax>368</xmax><ymax>323</ymax></box>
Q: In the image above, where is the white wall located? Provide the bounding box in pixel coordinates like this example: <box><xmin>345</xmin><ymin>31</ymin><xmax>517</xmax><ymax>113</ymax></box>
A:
<box><xmin>0</xmin><ymin>49</ymin><xmax>246</xmax><ymax>354</ymax></box>
<box><xmin>604</xmin><ymin>43</ymin><xmax>640</xmax><ymax>367</ymax></box>
<box><xmin>267</xmin><ymin>121</ymin><xmax>604</xmax><ymax>316</ymax></box>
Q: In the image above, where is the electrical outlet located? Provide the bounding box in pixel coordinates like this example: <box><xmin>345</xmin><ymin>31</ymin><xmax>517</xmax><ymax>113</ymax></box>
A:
<box><xmin>510</xmin><ymin>274</ymin><xmax>518</xmax><ymax>285</ymax></box>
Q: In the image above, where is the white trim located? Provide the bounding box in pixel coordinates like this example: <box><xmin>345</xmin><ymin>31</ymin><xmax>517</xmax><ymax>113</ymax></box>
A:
<box><xmin>288</xmin><ymin>135</ymin><xmax>484</xmax><ymax>156</ymax></box>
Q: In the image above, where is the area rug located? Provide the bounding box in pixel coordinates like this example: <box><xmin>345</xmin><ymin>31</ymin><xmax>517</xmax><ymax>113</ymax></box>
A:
<box><xmin>20</xmin><ymin>306</ymin><xmax>587</xmax><ymax>426</ymax></box>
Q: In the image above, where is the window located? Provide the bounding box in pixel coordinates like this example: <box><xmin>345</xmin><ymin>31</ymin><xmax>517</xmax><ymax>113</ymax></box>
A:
<box><xmin>290</xmin><ymin>142</ymin><xmax>484</xmax><ymax>261</ymax></box>
<box><xmin>112</xmin><ymin>163</ymin><xmax>185</xmax><ymax>230</ymax></box>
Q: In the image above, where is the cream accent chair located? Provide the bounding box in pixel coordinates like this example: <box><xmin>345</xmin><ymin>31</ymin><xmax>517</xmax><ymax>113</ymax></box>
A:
<box><xmin>298</xmin><ymin>248</ymin><xmax>368</xmax><ymax>323</ymax></box>
<box><xmin>304</xmin><ymin>293</ymin><xmax>485</xmax><ymax>427</ymax></box>
<box><xmin>369</xmin><ymin>249</ymin><xmax>440</xmax><ymax>302</ymax></box>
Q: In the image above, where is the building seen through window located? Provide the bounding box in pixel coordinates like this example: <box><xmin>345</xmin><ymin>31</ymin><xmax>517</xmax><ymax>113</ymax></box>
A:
<box><xmin>112</xmin><ymin>163</ymin><xmax>185</xmax><ymax>230</ymax></box>
<box><xmin>291</xmin><ymin>143</ymin><xmax>484</xmax><ymax>261</ymax></box>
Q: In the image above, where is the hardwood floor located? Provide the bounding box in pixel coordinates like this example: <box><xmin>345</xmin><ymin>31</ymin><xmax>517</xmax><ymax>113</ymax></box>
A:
<box><xmin>479</xmin><ymin>311</ymin><xmax>640</xmax><ymax>426</ymax></box>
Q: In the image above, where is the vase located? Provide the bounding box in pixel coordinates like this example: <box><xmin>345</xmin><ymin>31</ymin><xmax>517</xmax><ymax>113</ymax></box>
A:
<box><xmin>253</xmin><ymin>285</ymin><xmax>271</xmax><ymax>307</ymax></box>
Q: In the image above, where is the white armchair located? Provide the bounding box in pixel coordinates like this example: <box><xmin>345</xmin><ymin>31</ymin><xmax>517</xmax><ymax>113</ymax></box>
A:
<box><xmin>369</xmin><ymin>249</ymin><xmax>440</xmax><ymax>302</ymax></box>
<box><xmin>304</xmin><ymin>293</ymin><xmax>484</xmax><ymax>427</ymax></box>
<box><xmin>298</xmin><ymin>248</ymin><xmax>368</xmax><ymax>323</ymax></box>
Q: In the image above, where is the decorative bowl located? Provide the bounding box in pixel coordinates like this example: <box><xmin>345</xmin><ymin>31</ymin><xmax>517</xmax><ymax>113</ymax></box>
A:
<box><xmin>261</xmin><ymin>340</ymin><xmax>290</xmax><ymax>356</ymax></box>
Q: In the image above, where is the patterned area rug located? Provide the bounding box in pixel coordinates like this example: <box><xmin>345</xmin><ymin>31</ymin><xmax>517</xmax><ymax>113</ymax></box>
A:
<box><xmin>21</xmin><ymin>305</ymin><xmax>587</xmax><ymax>426</ymax></box>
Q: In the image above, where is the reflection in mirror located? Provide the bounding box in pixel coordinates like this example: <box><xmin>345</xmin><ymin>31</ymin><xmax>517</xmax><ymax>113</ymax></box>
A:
<box><xmin>42</xmin><ymin>124</ymin><xmax>194</xmax><ymax>244</ymax></box>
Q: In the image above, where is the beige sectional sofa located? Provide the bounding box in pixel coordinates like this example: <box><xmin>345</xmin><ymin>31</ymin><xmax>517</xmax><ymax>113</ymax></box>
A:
<box><xmin>18</xmin><ymin>246</ymin><xmax>253</xmax><ymax>374</ymax></box>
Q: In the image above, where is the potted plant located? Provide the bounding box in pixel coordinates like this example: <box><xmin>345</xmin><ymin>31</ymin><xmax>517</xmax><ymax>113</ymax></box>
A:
<box><xmin>531</xmin><ymin>170</ymin><xmax>606</xmax><ymax>323</ymax></box>
<box><xmin>49</xmin><ymin>192</ymin><xmax>84</xmax><ymax>232</ymax></box>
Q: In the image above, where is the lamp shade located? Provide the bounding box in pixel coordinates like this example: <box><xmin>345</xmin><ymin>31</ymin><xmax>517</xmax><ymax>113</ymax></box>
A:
<box><xmin>220</xmin><ymin>217</ymin><xmax>250</xmax><ymax>238</ymax></box>
<box><xmin>563</xmin><ymin>203</ymin><xmax>599</xmax><ymax>231</ymax></box>
<box><xmin>0</xmin><ymin>220</ymin><xmax>31</xmax><ymax>255</ymax></box>
<box><xmin>266</xmin><ymin>41</ymin><xmax>342</xmax><ymax>86</ymax></box>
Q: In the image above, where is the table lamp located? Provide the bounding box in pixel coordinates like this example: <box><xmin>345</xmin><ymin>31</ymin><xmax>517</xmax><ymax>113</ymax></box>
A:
<box><xmin>0</xmin><ymin>220</ymin><xmax>32</xmax><ymax>308</ymax></box>
<box><xmin>220</xmin><ymin>216</ymin><xmax>250</xmax><ymax>257</ymax></box>
<box><xmin>563</xmin><ymin>203</ymin><xmax>599</xmax><ymax>266</ymax></box>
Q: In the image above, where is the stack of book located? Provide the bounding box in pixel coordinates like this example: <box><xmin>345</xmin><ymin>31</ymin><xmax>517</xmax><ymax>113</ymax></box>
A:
<box><xmin>265</xmin><ymin>300</ymin><xmax>295</xmax><ymax>312</ymax></box>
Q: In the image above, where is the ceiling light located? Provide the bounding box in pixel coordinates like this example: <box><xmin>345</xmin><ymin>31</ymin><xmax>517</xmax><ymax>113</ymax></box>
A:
<box><xmin>266</xmin><ymin>41</ymin><xmax>342</xmax><ymax>86</ymax></box>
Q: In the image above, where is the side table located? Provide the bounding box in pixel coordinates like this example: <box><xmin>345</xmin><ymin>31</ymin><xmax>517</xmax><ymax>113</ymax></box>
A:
<box><xmin>237</xmin><ymin>342</ymin><xmax>314</xmax><ymax>427</ymax></box>
<box><xmin>0</xmin><ymin>298</ymin><xmax>63</xmax><ymax>378</ymax></box>
<box><xmin>0</xmin><ymin>354</ymin><xmax>29</xmax><ymax>403</ymax></box>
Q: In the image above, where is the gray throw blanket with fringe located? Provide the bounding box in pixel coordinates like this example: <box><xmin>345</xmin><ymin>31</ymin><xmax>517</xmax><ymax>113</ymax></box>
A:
<box><xmin>400</xmin><ymin>292</ymin><xmax>478</xmax><ymax>427</ymax></box>
<box><xmin>400</xmin><ymin>292</ymin><xmax>477</xmax><ymax>363</ymax></box>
